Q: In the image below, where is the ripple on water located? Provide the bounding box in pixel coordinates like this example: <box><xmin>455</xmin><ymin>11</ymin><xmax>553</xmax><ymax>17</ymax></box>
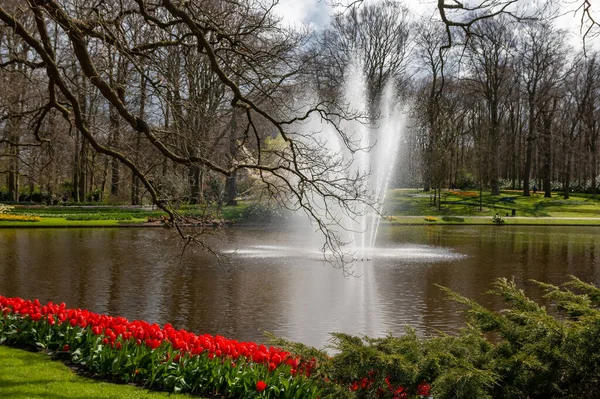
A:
<box><xmin>221</xmin><ymin>244</ymin><xmax>466</xmax><ymax>263</ymax></box>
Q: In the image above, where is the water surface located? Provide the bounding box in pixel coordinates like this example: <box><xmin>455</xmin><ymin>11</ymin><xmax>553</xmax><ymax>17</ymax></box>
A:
<box><xmin>1</xmin><ymin>225</ymin><xmax>599</xmax><ymax>349</ymax></box>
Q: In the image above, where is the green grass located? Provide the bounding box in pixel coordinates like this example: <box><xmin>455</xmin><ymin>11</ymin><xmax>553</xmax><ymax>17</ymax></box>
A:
<box><xmin>0</xmin><ymin>218</ymin><xmax>148</xmax><ymax>227</ymax></box>
<box><xmin>0</xmin><ymin>345</ymin><xmax>200</xmax><ymax>399</ymax></box>
<box><xmin>0</xmin><ymin>202</ymin><xmax>251</xmax><ymax>227</ymax></box>
<box><xmin>220</xmin><ymin>202</ymin><xmax>250</xmax><ymax>221</ymax></box>
<box><xmin>385</xmin><ymin>216</ymin><xmax>600</xmax><ymax>226</ymax></box>
<box><xmin>385</xmin><ymin>189</ymin><xmax>600</xmax><ymax>219</ymax></box>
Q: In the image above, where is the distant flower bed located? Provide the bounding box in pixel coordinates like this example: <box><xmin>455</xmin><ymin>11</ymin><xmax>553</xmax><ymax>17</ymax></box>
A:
<box><xmin>448</xmin><ymin>191</ymin><xmax>478</xmax><ymax>197</ymax></box>
<box><xmin>0</xmin><ymin>204</ymin><xmax>15</xmax><ymax>214</ymax></box>
<box><xmin>0</xmin><ymin>214</ymin><xmax>41</xmax><ymax>222</ymax></box>
<box><xmin>424</xmin><ymin>216</ymin><xmax>438</xmax><ymax>222</ymax></box>
<box><xmin>0</xmin><ymin>296</ymin><xmax>320</xmax><ymax>398</ymax></box>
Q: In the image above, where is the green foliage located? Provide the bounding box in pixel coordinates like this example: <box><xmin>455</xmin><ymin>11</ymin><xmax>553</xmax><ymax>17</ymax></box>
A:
<box><xmin>441</xmin><ymin>216</ymin><xmax>465</xmax><ymax>222</ymax></box>
<box><xmin>274</xmin><ymin>277</ymin><xmax>600</xmax><ymax>399</ymax></box>
<box><xmin>265</xmin><ymin>333</ymin><xmax>345</xmax><ymax>398</ymax></box>
<box><xmin>440</xmin><ymin>277</ymin><xmax>600</xmax><ymax>399</ymax></box>
<box><xmin>323</xmin><ymin>329</ymin><xmax>496</xmax><ymax>399</ymax></box>
<box><xmin>454</xmin><ymin>169</ymin><xmax>478</xmax><ymax>190</ymax></box>
<box><xmin>239</xmin><ymin>203</ymin><xmax>290</xmax><ymax>224</ymax></box>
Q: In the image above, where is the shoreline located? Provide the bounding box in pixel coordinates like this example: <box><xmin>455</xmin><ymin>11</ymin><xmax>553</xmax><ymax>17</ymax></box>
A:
<box><xmin>3</xmin><ymin>217</ymin><xmax>600</xmax><ymax>228</ymax></box>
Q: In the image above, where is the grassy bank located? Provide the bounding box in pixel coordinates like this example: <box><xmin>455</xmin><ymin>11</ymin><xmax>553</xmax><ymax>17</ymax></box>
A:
<box><xmin>386</xmin><ymin>215</ymin><xmax>600</xmax><ymax>226</ymax></box>
<box><xmin>0</xmin><ymin>218</ymin><xmax>148</xmax><ymax>227</ymax></box>
<box><xmin>0</xmin><ymin>345</ymin><xmax>198</xmax><ymax>399</ymax></box>
<box><xmin>2</xmin><ymin>190</ymin><xmax>600</xmax><ymax>227</ymax></box>
<box><xmin>0</xmin><ymin>202</ymin><xmax>250</xmax><ymax>228</ymax></box>
<box><xmin>384</xmin><ymin>189</ymin><xmax>600</xmax><ymax>219</ymax></box>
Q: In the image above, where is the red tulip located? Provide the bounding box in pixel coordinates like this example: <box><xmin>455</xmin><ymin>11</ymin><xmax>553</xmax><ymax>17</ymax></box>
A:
<box><xmin>417</xmin><ymin>382</ymin><xmax>431</xmax><ymax>396</ymax></box>
<box><xmin>256</xmin><ymin>380</ymin><xmax>267</xmax><ymax>392</ymax></box>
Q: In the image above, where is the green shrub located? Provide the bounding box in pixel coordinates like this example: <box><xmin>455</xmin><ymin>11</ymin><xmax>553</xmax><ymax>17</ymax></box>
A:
<box><xmin>441</xmin><ymin>216</ymin><xmax>465</xmax><ymax>223</ymax></box>
<box><xmin>271</xmin><ymin>277</ymin><xmax>600</xmax><ymax>399</ymax></box>
<box><xmin>239</xmin><ymin>203</ymin><xmax>289</xmax><ymax>224</ymax></box>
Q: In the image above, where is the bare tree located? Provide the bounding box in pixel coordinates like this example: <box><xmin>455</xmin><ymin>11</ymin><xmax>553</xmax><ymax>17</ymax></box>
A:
<box><xmin>518</xmin><ymin>22</ymin><xmax>567</xmax><ymax>196</ymax></box>
<box><xmin>464</xmin><ymin>16</ymin><xmax>515</xmax><ymax>195</ymax></box>
<box><xmin>317</xmin><ymin>0</ymin><xmax>411</xmax><ymax>109</ymax></box>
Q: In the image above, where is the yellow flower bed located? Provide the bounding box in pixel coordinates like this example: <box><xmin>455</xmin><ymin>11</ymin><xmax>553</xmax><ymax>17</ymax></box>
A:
<box><xmin>424</xmin><ymin>216</ymin><xmax>438</xmax><ymax>222</ymax></box>
<box><xmin>0</xmin><ymin>214</ymin><xmax>41</xmax><ymax>222</ymax></box>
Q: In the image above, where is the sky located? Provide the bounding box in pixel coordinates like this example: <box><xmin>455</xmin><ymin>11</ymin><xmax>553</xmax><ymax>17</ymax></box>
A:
<box><xmin>271</xmin><ymin>0</ymin><xmax>598</xmax><ymax>50</ymax></box>
<box><xmin>272</xmin><ymin>0</ymin><xmax>433</xmax><ymax>28</ymax></box>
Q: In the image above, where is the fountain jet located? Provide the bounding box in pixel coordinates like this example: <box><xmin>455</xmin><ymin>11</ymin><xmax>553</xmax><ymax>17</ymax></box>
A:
<box><xmin>335</xmin><ymin>59</ymin><xmax>405</xmax><ymax>260</ymax></box>
<box><xmin>292</xmin><ymin>56</ymin><xmax>405</xmax><ymax>263</ymax></box>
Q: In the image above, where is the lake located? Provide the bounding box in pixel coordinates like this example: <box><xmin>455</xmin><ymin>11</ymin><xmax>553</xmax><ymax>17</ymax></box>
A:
<box><xmin>1</xmin><ymin>225</ymin><xmax>599</xmax><ymax>349</ymax></box>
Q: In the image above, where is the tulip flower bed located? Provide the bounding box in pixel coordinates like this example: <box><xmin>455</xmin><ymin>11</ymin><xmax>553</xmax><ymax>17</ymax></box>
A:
<box><xmin>3</xmin><ymin>279</ymin><xmax>600</xmax><ymax>399</ymax></box>
<box><xmin>0</xmin><ymin>213</ymin><xmax>41</xmax><ymax>222</ymax></box>
<box><xmin>0</xmin><ymin>296</ymin><xmax>321</xmax><ymax>399</ymax></box>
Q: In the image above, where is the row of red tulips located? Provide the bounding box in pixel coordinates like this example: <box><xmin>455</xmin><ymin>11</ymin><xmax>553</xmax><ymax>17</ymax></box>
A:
<box><xmin>0</xmin><ymin>295</ymin><xmax>320</xmax><ymax>398</ymax></box>
<box><xmin>0</xmin><ymin>295</ymin><xmax>434</xmax><ymax>398</ymax></box>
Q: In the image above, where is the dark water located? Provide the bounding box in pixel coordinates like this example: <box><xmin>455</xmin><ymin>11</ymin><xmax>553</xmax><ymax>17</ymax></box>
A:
<box><xmin>1</xmin><ymin>225</ymin><xmax>599</xmax><ymax>349</ymax></box>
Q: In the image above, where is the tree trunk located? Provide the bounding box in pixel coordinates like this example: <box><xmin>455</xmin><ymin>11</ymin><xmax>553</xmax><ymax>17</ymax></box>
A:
<box><xmin>541</xmin><ymin>107</ymin><xmax>553</xmax><ymax>198</ymax></box>
<box><xmin>523</xmin><ymin>98</ymin><xmax>536</xmax><ymax>197</ymax></box>
<box><xmin>564</xmin><ymin>150</ymin><xmax>571</xmax><ymax>199</ymax></box>
<box><xmin>189</xmin><ymin>166</ymin><xmax>201</xmax><ymax>204</ymax></box>
<box><xmin>523</xmin><ymin>137</ymin><xmax>533</xmax><ymax>197</ymax></box>
<box><xmin>7</xmin><ymin>139</ymin><xmax>19</xmax><ymax>202</ymax></box>
<box><xmin>131</xmin><ymin>70</ymin><xmax>146</xmax><ymax>205</ymax></box>
<box><xmin>110</xmin><ymin>117</ymin><xmax>120</xmax><ymax>198</ymax></box>
<box><xmin>7</xmin><ymin>99</ymin><xmax>22</xmax><ymax>202</ymax></box>
<box><xmin>225</xmin><ymin>172</ymin><xmax>237</xmax><ymax>206</ymax></box>
<box><xmin>73</xmin><ymin>133</ymin><xmax>88</xmax><ymax>202</ymax></box>
<box><xmin>592</xmin><ymin>148</ymin><xmax>597</xmax><ymax>195</ymax></box>
<box><xmin>225</xmin><ymin>109</ymin><xmax>238</xmax><ymax>206</ymax></box>
<box><xmin>490</xmin><ymin>104</ymin><xmax>500</xmax><ymax>195</ymax></box>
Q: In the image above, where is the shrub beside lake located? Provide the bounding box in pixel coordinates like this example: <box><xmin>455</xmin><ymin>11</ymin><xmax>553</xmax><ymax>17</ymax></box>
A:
<box><xmin>272</xmin><ymin>277</ymin><xmax>600</xmax><ymax>399</ymax></box>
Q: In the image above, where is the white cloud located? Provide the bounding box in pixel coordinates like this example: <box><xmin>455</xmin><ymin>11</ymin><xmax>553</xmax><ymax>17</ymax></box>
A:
<box><xmin>271</xmin><ymin>0</ymin><xmax>598</xmax><ymax>50</ymax></box>
<box><xmin>272</xmin><ymin>0</ymin><xmax>441</xmax><ymax>28</ymax></box>
<box><xmin>271</xmin><ymin>0</ymin><xmax>333</xmax><ymax>29</ymax></box>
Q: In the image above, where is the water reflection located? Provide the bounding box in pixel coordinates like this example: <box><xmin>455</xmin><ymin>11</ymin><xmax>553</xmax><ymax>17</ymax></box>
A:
<box><xmin>1</xmin><ymin>225</ymin><xmax>600</xmax><ymax>349</ymax></box>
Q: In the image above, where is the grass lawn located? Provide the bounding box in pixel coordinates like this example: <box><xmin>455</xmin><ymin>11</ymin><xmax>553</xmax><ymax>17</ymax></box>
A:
<box><xmin>0</xmin><ymin>218</ymin><xmax>149</xmax><ymax>227</ymax></box>
<box><xmin>385</xmin><ymin>216</ymin><xmax>600</xmax><ymax>226</ymax></box>
<box><xmin>385</xmin><ymin>189</ymin><xmax>600</xmax><ymax>219</ymax></box>
<box><xmin>0</xmin><ymin>202</ymin><xmax>250</xmax><ymax>228</ymax></box>
<box><xmin>0</xmin><ymin>345</ymin><xmax>199</xmax><ymax>399</ymax></box>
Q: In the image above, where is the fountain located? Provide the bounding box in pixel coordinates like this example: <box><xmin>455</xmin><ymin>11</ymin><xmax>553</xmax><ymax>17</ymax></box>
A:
<box><xmin>313</xmin><ymin>58</ymin><xmax>405</xmax><ymax>262</ymax></box>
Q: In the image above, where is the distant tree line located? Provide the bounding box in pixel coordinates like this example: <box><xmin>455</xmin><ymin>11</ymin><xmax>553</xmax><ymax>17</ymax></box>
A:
<box><xmin>406</xmin><ymin>15</ymin><xmax>600</xmax><ymax>200</ymax></box>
